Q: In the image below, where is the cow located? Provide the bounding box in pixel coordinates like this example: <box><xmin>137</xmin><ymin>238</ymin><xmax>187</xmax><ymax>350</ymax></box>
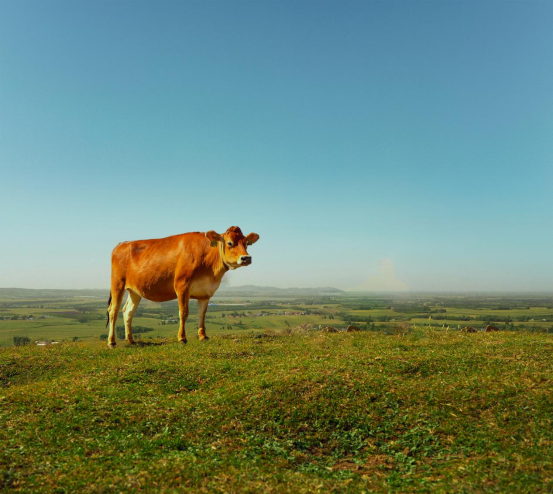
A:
<box><xmin>105</xmin><ymin>226</ymin><xmax>259</xmax><ymax>348</ymax></box>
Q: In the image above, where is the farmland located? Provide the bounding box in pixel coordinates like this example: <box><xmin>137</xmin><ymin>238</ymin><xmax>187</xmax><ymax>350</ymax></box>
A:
<box><xmin>1</xmin><ymin>288</ymin><xmax>552</xmax><ymax>348</ymax></box>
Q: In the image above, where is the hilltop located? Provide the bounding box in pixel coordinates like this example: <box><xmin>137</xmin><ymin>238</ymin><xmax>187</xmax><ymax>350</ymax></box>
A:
<box><xmin>1</xmin><ymin>329</ymin><xmax>552</xmax><ymax>492</ymax></box>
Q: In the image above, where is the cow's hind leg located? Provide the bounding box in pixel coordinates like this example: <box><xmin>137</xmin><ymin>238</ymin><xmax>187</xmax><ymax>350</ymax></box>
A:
<box><xmin>123</xmin><ymin>290</ymin><xmax>141</xmax><ymax>344</ymax></box>
<box><xmin>107</xmin><ymin>285</ymin><xmax>125</xmax><ymax>348</ymax></box>
<box><xmin>176</xmin><ymin>288</ymin><xmax>190</xmax><ymax>344</ymax></box>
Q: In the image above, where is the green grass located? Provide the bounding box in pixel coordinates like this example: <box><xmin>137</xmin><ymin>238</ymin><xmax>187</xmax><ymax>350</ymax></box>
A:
<box><xmin>1</xmin><ymin>328</ymin><xmax>552</xmax><ymax>492</ymax></box>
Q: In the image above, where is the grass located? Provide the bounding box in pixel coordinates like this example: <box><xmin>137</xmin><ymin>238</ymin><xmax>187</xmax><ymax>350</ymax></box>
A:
<box><xmin>1</xmin><ymin>328</ymin><xmax>552</xmax><ymax>492</ymax></box>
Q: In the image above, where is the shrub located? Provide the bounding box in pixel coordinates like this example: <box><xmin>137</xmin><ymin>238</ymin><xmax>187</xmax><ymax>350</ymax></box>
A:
<box><xmin>115</xmin><ymin>325</ymin><xmax>154</xmax><ymax>339</ymax></box>
<box><xmin>13</xmin><ymin>336</ymin><xmax>31</xmax><ymax>346</ymax></box>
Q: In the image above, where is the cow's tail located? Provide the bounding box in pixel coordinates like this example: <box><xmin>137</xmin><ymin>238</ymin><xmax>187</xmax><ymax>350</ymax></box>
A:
<box><xmin>106</xmin><ymin>292</ymin><xmax>112</xmax><ymax>328</ymax></box>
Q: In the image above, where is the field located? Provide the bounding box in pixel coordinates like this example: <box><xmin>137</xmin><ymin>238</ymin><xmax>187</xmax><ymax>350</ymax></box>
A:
<box><xmin>1</xmin><ymin>289</ymin><xmax>553</xmax><ymax>492</ymax></box>
<box><xmin>1</xmin><ymin>289</ymin><xmax>552</xmax><ymax>348</ymax></box>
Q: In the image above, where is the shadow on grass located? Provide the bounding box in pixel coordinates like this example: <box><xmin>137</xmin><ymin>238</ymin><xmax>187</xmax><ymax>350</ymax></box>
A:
<box><xmin>130</xmin><ymin>340</ymin><xmax>170</xmax><ymax>347</ymax></box>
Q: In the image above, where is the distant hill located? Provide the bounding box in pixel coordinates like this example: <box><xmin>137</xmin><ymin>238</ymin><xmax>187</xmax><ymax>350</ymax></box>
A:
<box><xmin>216</xmin><ymin>285</ymin><xmax>346</xmax><ymax>297</ymax></box>
<box><xmin>0</xmin><ymin>286</ymin><xmax>345</xmax><ymax>299</ymax></box>
<box><xmin>0</xmin><ymin>288</ymin><xmax>109</xmax><ymax>299</ymax></box>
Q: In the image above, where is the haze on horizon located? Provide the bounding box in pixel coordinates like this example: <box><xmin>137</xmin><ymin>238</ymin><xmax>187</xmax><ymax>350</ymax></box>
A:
<box><xmin>1</xmin><ymin>1</ymin><xmax>552</xmax><ymax>293</ymax></box>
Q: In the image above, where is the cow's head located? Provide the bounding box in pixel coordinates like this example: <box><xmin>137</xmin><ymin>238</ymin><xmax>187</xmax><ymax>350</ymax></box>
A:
<box><xmin>205</xmin><ymin>226</ymin><xmax>259</xmax><ymax>270</ymax></box>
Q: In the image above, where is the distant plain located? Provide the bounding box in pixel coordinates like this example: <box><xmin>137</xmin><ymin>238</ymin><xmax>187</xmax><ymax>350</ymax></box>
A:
<box><xmin>1</xmin><ymin>288</ymin><xmax>552</xmax><ymax>347</ymax></box>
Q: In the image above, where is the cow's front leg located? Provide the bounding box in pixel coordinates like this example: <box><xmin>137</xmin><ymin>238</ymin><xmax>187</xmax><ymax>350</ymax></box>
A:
<box><xmin>176</xmin><ymin>288</ymin><xmax>190</xmax><ymax>344</ymax></box>
<box><xmin>107</xmin><ymin>284</ymin><xmax>125</xmax><ymax>348</ymax></box>
<box><xmin>197</xmin><ymin>299</ymin><xmax>209</xmax><ymax>341</ymax></box>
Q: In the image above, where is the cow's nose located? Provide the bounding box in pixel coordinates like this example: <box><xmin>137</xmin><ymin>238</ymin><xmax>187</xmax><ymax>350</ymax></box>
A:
<box><xmin>240</xmin><ymin>256</ymin><xmax>252</xmax><ymax>265</ymax></box>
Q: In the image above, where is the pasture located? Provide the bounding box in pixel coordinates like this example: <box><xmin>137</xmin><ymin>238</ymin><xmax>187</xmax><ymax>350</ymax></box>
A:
<box><xmin>1</xmin><ymin>290</ymin><xmax>552</xmax><ymax>348</ymax></box>
<box><xmin>1</xmin><ymin>328</ymin><xmax>552</xmax><ymax>492</ymax></box>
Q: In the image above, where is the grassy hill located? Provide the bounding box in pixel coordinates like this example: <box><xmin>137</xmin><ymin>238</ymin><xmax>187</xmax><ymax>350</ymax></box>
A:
<box><xmin>1</xmin><ymin>328</ymin><xmax>552</xmax><ymax>492</ymax></box>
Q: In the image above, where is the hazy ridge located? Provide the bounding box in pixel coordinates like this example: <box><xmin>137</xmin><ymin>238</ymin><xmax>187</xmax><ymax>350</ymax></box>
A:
<box><xmin>0</xmin><ymin>285</ymin><xmax>346</xmax><ymax>299</ymax></box>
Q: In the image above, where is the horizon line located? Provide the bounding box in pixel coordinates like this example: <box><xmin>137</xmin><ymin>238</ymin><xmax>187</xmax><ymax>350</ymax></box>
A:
<box><xmin>1</xmin><ymin>286</ymin><xmax>552</xmax><ymax>296</ymax></box>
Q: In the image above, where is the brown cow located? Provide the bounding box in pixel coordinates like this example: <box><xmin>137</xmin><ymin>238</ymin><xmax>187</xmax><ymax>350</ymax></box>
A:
<box><xmin>106</xmin><ymin>226</ymin><xmax>259</xmax><ymax>348</ymax></box>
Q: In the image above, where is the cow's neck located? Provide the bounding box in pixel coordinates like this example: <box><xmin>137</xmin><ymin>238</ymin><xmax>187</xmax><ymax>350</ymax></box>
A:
<box><xmin>214</xmin><ymin>241</ymin><xmax>230</xmax><ymax>279</ymax></box>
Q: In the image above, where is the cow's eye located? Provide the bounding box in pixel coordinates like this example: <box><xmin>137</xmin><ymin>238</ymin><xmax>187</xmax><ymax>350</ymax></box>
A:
<box><xmin>227</xmin><ymin>242</ymin><xmax>233</xmax><ymax>247</ymax></box>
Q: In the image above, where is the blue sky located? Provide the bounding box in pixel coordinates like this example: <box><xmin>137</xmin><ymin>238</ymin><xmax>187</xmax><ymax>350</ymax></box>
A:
<box><xmin>1</xmin><ymin>0</ymin><xmax>552</xmax><ymax>291</ymax></box>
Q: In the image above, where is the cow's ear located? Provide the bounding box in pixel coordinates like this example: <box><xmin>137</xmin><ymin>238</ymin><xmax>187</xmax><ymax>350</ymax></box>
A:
<box><xmin>206</xmin><ymin>231</ymin><xmax>223</xmax><ymax>248</ymax></box>
<box><xmin>246</xmin><ymin>233</ymin><xmax>260</xmax><ymax>246</ymax></box>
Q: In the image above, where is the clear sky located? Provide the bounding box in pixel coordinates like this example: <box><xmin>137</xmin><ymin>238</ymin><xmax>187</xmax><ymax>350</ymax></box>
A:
<box><xmin>1</xmin><ymin>0</ymin><xmax>552</xmax><ymax>292</ymax></box>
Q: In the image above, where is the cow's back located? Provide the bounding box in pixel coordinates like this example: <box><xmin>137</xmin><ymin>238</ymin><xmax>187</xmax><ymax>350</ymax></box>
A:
<box><xmin>111</xmin><ymin>232</ymin><xmax>209</xmax><ymax>302</ymax></box>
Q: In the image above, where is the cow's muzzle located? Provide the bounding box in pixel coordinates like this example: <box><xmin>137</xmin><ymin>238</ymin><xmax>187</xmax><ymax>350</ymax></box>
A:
<box><xmin>239</xmin><ymin>256</ymin><xmax>252</xmax><ymax>266</ymax></box>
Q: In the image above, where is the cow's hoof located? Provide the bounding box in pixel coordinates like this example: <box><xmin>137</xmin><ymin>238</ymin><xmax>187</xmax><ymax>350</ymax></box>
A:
<box><xmin>108</xmin><ymin>342</ymin><xmax>116</xmax><ymax>349</ymax></box>
<box><xmin>179</xmin><ymin>339</ymin><xmax>188</xmax><ymax>345</ymax></box>
<box><xmin>199</xmin><ymin>336</ymin><xmax>210</xmax><ymax>342</ymax></box>
<box><xmin>127</xmin><ymin>340</ymin><xmax>136</xmax><ymax>346</ymax></box>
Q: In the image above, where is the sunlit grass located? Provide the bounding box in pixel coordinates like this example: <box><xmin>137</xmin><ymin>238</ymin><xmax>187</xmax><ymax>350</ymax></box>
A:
<box><xmin>1</xmin><ymin>328</ymin><xmax>552</xmax><ymax>492</ymax></box>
